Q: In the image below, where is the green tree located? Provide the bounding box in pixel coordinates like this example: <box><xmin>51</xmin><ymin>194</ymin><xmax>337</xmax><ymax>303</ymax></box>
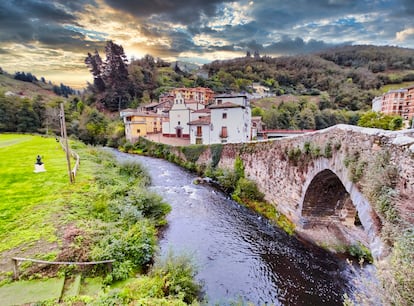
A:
<box><xmin>16</xmin><ymin>99</ymin><xmax>40</xmax><ymax>132</ymax></box>
<box><xmin>358</xmin><ymin>111</ymin><xmax>403</xmax><ymax>130</ymax></box>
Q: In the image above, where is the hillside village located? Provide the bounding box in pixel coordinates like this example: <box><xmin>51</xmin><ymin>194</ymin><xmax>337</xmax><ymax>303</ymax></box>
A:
<box><xmin>121</xmin><ymin>83</ymin><xmax>414</xmax><ymax>146</ymax></box>
<box><xmin>120</xmin><ymin>87</ymin><xmax>259</xmax><ymax>145</ymax></box>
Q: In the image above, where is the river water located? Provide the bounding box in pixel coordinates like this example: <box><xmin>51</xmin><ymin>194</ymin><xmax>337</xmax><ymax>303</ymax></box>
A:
<box><xmin>111</xmin><ymin>150</ymin><xmax>354</xmax><ymax>305</ymax></box>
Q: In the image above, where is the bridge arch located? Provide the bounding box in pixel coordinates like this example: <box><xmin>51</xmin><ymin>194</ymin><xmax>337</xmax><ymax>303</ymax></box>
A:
<box><xmin>299</xmin><ymin>161</ymin><xmax>385</xmax><ymax>259</ymax></box>
<box><xmin>301</xmin><ymin>169</ymin><xmax>356</xmax><ymax>225</ymax></box>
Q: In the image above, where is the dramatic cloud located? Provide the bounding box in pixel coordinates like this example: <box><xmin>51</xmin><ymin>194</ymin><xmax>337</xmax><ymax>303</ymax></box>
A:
<box><xmin>0</xmin><ymin>0</ymin><xmax>413</xmax><ymax>88</ymax></box>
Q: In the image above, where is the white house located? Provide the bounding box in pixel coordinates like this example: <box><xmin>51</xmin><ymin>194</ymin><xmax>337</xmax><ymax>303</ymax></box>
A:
<box><xmin>188</xmin><ymin>94</ymin><xmax>252</xmax><ymax>144</ymax></box>
<box><xmin>162</xmin><ymin>92</ymin><xmax>205</xmax><ymax>138</ymax></box>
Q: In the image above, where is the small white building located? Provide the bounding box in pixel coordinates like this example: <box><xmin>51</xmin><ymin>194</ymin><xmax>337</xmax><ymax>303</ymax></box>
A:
<box><xmin>162</xmin><ymin>92</ymin><xmax>205</xmax><ymax>138</ymax></box>
<box><xmin>188</xmin><ymin>94</ymin><xmax>252</xmax><ymax>144</ymax></box>
<box><xmin>372</xmin><ymin>96</ymin><xmax>382</xmax><ymax>112</ymax></box>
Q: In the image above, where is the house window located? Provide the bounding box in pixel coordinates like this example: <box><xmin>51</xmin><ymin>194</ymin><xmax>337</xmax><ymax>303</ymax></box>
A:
<box><xmin>217</xmin><ymin>99</ymin><xmax>223</xmax><ymax>104</ymax></box>
<box><xmin>126</xmin><ymin>116</ymin><xmax>132</xmax><ymax>122</ymax></box>
<box><xmin>137</xmin><ymin>129</ymin><xmax>141</xmax><ymax>133</ymax></box>
<box><xmin>196</xmin><ymin>126</ymin><xmax>202</xmax><ymax>137</ymax></box>
<box><xmin>178</xmin><ymin>121</ymin><xmax>181</xmax><ymax>125</ymax></box>
<box><xmin>220</xmin><ymin>126</ymin><xmax>228</xmax><ymax>138</ymax></box>
<box><xmin>222</xmin><ymin>113</ymin><xmax>227</xmax><ymax>119</ymax></box>
<box><xmin>196</xmin><ymin>138</ymin><xmax>203</xmax><ymax>144</ymax></box>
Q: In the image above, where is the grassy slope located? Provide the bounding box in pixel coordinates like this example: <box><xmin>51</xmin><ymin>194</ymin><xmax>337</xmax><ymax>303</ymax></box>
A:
<box><xmin>0</xmin><ymin>134</ymin><xmax>82</xmax><ymax>253</ymax></box>
<box><xmin>0</xmin><ymin>74</ymin><xmax>59</xmax><ymax>102</ymax></box>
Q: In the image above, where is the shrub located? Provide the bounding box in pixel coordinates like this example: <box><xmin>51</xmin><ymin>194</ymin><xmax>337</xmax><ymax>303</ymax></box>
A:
<box><xmin>362</xmin><ymin>150</ymin><xmax>399</xmax><ymax>223</ymax></box>
<box><xmin>118</xmin><ymin>161</ymin><xmax>150</xmax><ymax>183</ymax></box>
<box><xmin>216</xmin><ymin>169</ymin><xmax>239</xmax><ymax>193</ymax></box>
<box><xmin>234</xmin><ymin>156</ymin><xmax>245</xmax><ymax>179</ymax></box>
<box><xmin>348</xmin><ymin>242</ymin><xmax>373</xmax><ymax>263</ymax></box>
<box><xmin>233</xmin><ymin>178</ymin><xmax>265</xmax><ymax>202</ymax></box>
<box><xmin>324</xmin><ymin>141</ymin><xmax>333</xmax><ymax>158</ymax></box>
<box><xmin>303</xmin><ymin>141</ymin><xmax>311</xmax><ymax>154</ymax></box>
<box><xmin>287</xmin><ymin>147</ymin><xmax>302</xmax><ymax>165</ymax></box>
<box><xmin>124</xmin><ymin>189</ymin><xmax>171</xmax><ymax>225</ymax></box>
<box><xmin>150</xmin><ymin>251</ymin><xmax>201</xmax><ymax>304</ymax></box>
<box><xmin>93</xmin><ymin>220</ymin><xmax>157</xmax><ymax>281</ymax></box>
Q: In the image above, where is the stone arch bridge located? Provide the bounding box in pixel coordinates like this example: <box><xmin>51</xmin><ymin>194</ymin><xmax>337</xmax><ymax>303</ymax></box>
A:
<box><xmin>188</xmin><ymin>125</ymin><xmax>414</xmax><ymax>258</ymax></box>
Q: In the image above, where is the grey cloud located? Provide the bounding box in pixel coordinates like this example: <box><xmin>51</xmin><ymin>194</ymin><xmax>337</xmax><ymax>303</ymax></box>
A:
<box><xmin>103</xmin><ymin>0</ymin><xmax>232</xmax><ymax>24</ymax></box>
<box><xmin>261</xmin><ymin>36</ymin><xmax>336</xmax><ymax>55</ymax></box>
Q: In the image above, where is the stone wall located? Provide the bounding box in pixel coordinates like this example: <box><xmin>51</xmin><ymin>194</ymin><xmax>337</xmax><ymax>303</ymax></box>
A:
<box><xmin>193</xmin><ymin>124</ymin><xmax>414</xmax><ymax>257</ymax></box>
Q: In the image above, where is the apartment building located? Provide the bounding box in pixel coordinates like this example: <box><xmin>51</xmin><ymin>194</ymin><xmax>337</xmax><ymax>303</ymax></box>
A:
<box><xmin>170</xmin><ymin>87</ymin><xmax>215</xmax><ymax>106</ymax></box>
<box><xmin>372</xmin><ymin>86</ymin><xmax>414</xmax><ymax>123</ymax></box>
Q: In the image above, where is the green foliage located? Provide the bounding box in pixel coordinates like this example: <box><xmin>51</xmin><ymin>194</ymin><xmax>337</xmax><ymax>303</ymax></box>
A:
<box><xmin>234</xmin><ymin>156</ymin><xmax>245</xmax><ymax>179</ymax></box>
<box><xmin>348</xmin><ymin>242</ymin><xmax>373</xmax><ymax>263</ymax></box>
<box><xmin>287</xmin><ymin>147</ymin><xmax>302</xmax><ymax>165</ymax></box>
<box><xmin>118</xmin><ymin>160</ymin><xmax>151</xmax><ymax>185</ymax></box>
<box><xmin>385</xmin><ymin>228</ymin><xmax>414</xmax><ymax>305</ymax></box>
<box><xmin>251</xmin><ymin>106</ymin><xmax>265</xmax><ymax>117</ymax></box>
<box><xmin>344</xmin><ymin>151</ymin><xmax>366</xmax><ymax>183</ymax></box>
<box><xmin>361</xmin><ymin>150</ymin><xmax>399</xmax><ymax>224</ymax></box>
<box><xmin>216</xmin><ymin>169</ymin><xmax>240</xmax><ymax>193</ymax></box>
<box><xmin>181</xmin><ymin>145</ymin><xmax>206</xmax><ymax>163</ymax></box>
<box><xmin>150</xmin><ymin>251</ymin><xmax>201</xmax><ymax>304</ymax></box>
<box><xmin>124</xmin><ymin>189</ymin><xmax>171</xmax><ymax>225</ymax></box>
<box><xmin>93</xmin><ymin>220</ymin><xmax>157</xmax><ymax>281</ymax></box>
<box><xmin>233</xmin><ymin>178</ymin><xmax>265</xmax><ymax>202</ymax></box>
<box><xmin>95</xmin><ymin>253</ymin><xmax>200</xmax><ymax>305</ymax></box>
<box><xmin>358</xmin><ymin>111</ymin><xmax>403</xmax><ymax>130</ymax></box>
<box><xmin>210</xmin><ymin>144</ymin><xmax>223</xmax><ymax>168</ymax></box>
<box><xmin>324</xmin><ymin>141</ymin><xmax>333</xmax><ymax>158</ymax></box>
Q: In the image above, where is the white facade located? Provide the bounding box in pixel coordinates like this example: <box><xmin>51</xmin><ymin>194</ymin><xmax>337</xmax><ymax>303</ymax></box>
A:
<box><xmin>188</xmin><ymin>94</ymin><xmax>252</xmax><ymax>145</ymax></box>
<box><xmin>162</xmin><ymin>92</ymin><xmax>205</xmax><ymax>137</ymax></box>
<box><xmin>372</xmin><ymin>96</ymin><xmax>382</xmax><ymax>112</ymax></box>
<box><xmin>210</xmin><ymin>103</ymin><xmax>251</xmax><ymax>144</ymax></box>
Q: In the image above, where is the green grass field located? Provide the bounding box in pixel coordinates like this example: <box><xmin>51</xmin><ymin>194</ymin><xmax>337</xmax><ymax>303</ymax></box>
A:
<box><xmin>0</xmin><ymin>134</ymin><xmax>73</xmax><ymax>252</ymax></box>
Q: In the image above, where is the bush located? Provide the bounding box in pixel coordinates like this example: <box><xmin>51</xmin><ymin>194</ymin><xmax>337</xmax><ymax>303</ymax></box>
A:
<box><xmin>124</xmin><ymin>189</ymin><xmax>171</xmax><ymax>225</ymax></box>
<box><xmin>324</xmin><ymin>141</ymin><xmax>333</xmax><ymax>158</ymax></box>
<box><xmin>118</xmin><ymin>161</ymin><xmax>151</xmax><ymax>184</ymax></box>
<box><xmin>150</xmin><ymin>251</ymin><xmax>201</xmax><ymax>304</ymax></box>
<box><xmin>216</xmin><ymin>169</ymin><xmax>239</xmax><ymax>193</ymax></box>
<box><xmin>93</xmin><ymin>220</ymin><xmax>157</xmax><ymax>281</ymax></box>
<box><xmin>233</xmin><ymin>178</ymin><xmax>264</xmax><ymax>202</ymax></box>
<box><xmin>348</xmin><ymin>242</ymin><xmax>373</xmax><ymax>263</ymax></box>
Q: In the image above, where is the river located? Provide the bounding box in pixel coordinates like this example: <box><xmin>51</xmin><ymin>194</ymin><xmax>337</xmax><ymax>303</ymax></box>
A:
<box><xmin>110</xmin><ymin>150</ymin><xmax>354</xmax><ymax>305</ymax></box>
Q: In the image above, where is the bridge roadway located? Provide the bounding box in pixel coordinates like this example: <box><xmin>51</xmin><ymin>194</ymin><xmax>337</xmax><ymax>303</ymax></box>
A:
<box><xmin>186</xmin><ymin>124</ymin><xmax>414</xmax><ymax>259</ymax></box>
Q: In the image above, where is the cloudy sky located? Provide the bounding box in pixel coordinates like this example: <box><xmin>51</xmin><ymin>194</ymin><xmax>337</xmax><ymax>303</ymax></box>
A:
<box><xmin>1</xmin><ymin>0</ymin><xmax>413</xmax><ymax>88</ymax></box>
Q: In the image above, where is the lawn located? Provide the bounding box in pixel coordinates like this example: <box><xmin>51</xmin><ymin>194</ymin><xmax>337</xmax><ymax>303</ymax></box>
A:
<box><xmin>0</xmin><ymin>277</ymin><xmax>65</xmax><ymax>306</ymax></box>
<box><xmin>0</xmin><ymin>134</ymin><xmax>73</xmax><ymax>252</ymax></box>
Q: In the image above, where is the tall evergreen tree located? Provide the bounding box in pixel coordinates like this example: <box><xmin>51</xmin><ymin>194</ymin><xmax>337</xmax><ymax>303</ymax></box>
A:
<box><xmin>101</xmin><ymin>41</ymin><xmax>130</xmax><ymax>111</ymax></box>
<box><xmin>85</xmin><ymin>50</ymin><xmax>105</xmax><ymax>92</ymax></box>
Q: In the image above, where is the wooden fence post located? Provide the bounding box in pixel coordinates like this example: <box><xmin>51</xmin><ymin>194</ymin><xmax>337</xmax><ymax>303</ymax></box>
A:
<box><xmin>12</xmin><ymin>258</ymin><xmax>19</xmax><ymax>280</ymax></box>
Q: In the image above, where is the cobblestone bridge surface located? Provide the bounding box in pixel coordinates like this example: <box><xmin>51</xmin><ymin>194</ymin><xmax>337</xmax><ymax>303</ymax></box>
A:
<box><xmin>189</xmin><ymin>124</ymin><xmax>414</xmax><ymax>258</ymax></box>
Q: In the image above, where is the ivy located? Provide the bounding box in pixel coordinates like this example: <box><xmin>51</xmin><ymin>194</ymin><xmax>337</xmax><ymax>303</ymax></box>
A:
<box><xmin>181</xmin><ymin>145</ymin><xmax>206</xmax><ymax>163</ymax></box>
<box><xmin>210</xmin><ymin>144</ymin><xmax>223</xmax><ymax>168</ymax></box>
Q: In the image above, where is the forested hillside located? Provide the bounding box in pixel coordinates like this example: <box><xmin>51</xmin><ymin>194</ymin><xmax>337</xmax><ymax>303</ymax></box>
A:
<box><xmin>1</xmin><ymin>44</ymin><xmax>413</xmax><ymax>145</ymax></box>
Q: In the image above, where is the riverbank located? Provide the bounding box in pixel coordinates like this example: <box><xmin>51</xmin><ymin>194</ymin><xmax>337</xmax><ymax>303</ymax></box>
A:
<box><xmin>0</xmin><ymin>134</ymin><xmax>201</xmax><ymax>305</ymax></box>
